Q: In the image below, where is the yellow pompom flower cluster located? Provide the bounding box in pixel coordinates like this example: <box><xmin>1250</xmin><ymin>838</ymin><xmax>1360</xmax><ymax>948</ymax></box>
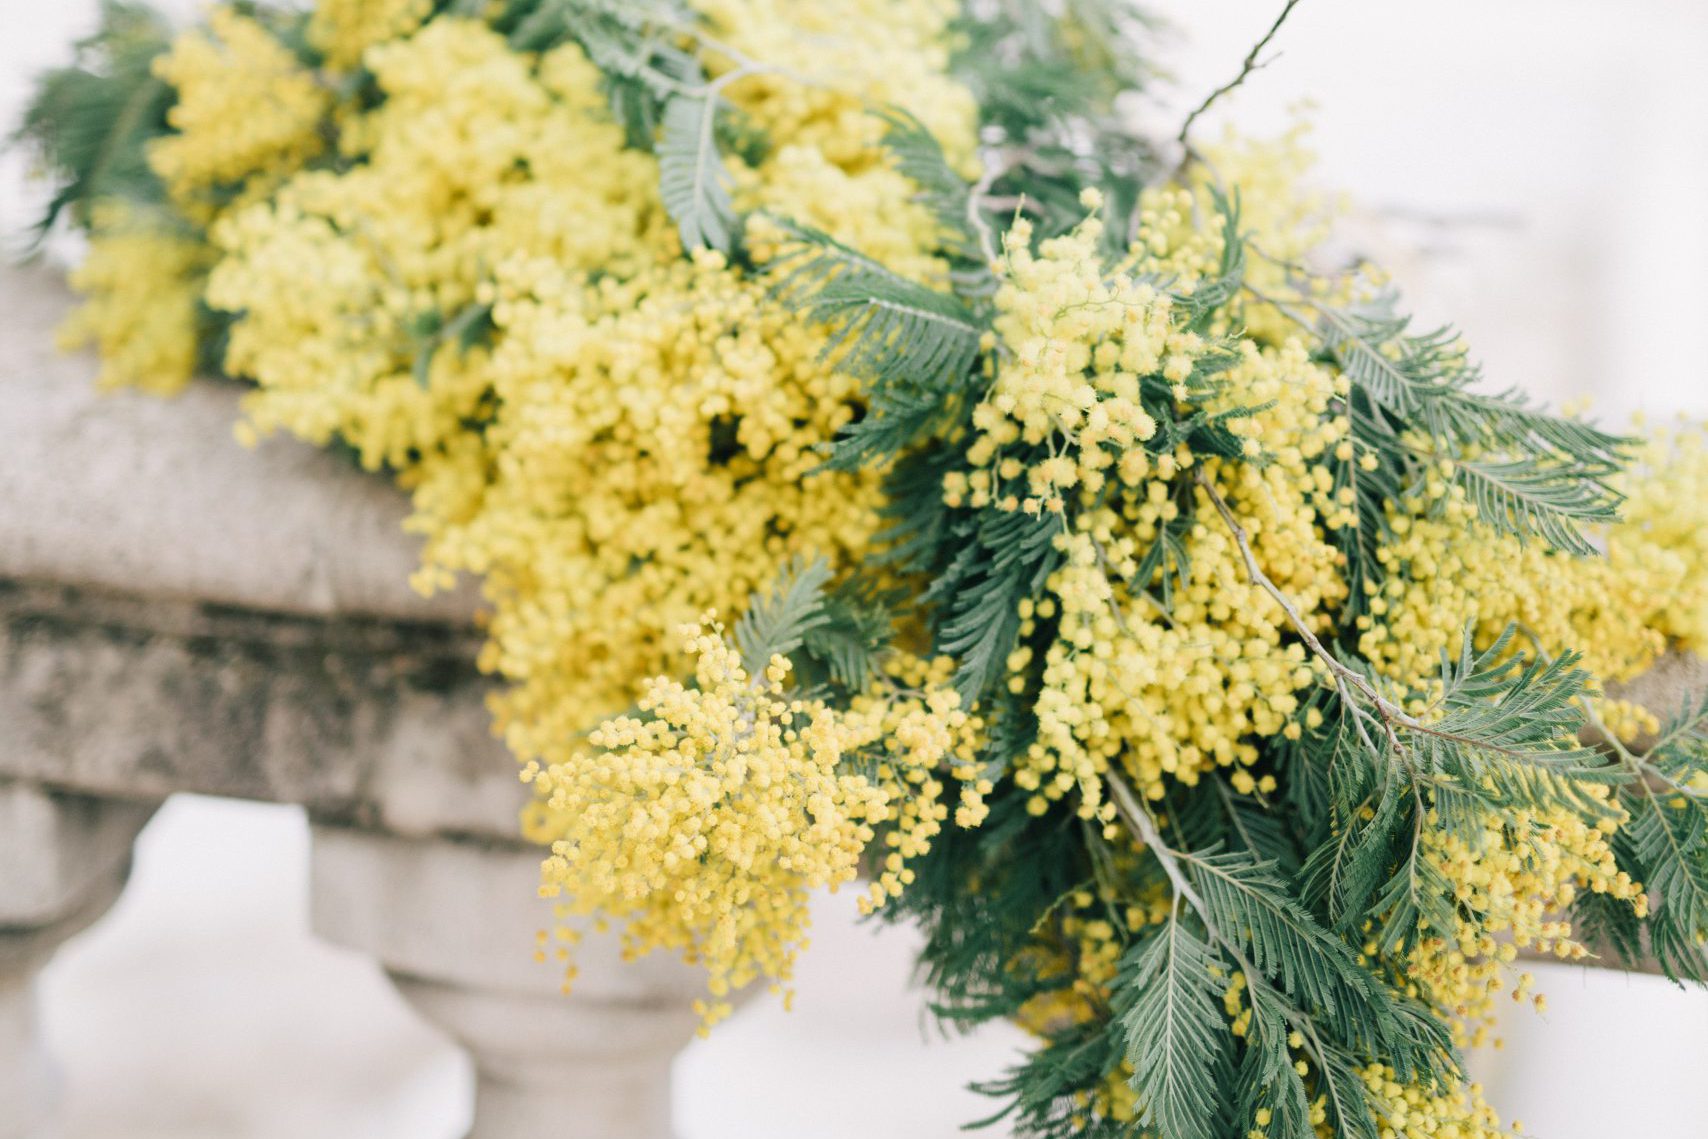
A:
<box><xmin>1353</xmin><ymin>1066</ymin><xmax>1508</xmax><ymax>1139</ymax></box>
<box><xmin>442</xmin><ymin>249</ymin><xmax>885</xmax><ymax>759</ymax></box>
<box><xmin>176</xmin><ymin>4</ymin><xmax>978</xmax><ymax>1003</ymax></box>
<box><xmin>955</xmin><ymin>136</ymin><xmax>1697</xmax><ymax>1137</ymax></box>
<box><xmin>971</xmin><ymin>208</ymin><xmax>1166</xmax><ymax>511</ymax></box>
<box><xmin>44</xmin><ymin>3</ymin><xmax>1708</xmax><ymax>1128</ymax></box>
<box><xmin>147</xmin><ymin>8</ymin><xmax>329</xmax><ymax>221</ymax></box>
<box><xmin>1403</xmin><ymin>807</ymin><xmax>1642</xmax><ymax>1047</ymax></box>
<box><xmin>1357</xmin><ymin>426</ymin><xmax>1708</xmax><ymax>747</ymax></box>
<box><xmin>56</xmin><ymin>202</ymin><xmax>206</xmax><ymax>395</ymax></box>
<box><xmin>968</xmin><ymin>200</ymin><xmax>1348</xmax><ymax>817</ymax></box>
<box><xmin>194</xmin><ymin>8</ymin><xmax>969</xmax><ymax>765</ymax></box>
<box><xmin>307</xmin><ymin>0</ymin><xmax>432</xmax><ymax>71</ymax></box>
<box><xmin>1613</xmin><ymin>424</ymin><xmax>1708</xmax><ymax>651</ymax></box>
<box><xmin>528</xmin><ymin>620</ymin><xmax>978</xmax><ymax>1025</ymax></box>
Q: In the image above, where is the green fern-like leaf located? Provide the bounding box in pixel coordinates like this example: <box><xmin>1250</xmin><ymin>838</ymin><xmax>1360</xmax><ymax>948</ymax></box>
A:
<box><xmin>1628</xmin><ymin>794</ymin><xmax>1708</xmax><ymax>979</ymax></box>
<box><xmin>15</xmin><ymin>0</ymin><xmax>176</xmax><ymax>235</ymax></box>
<box><xmin>1187</xmin><ymin>852</ymin><xmax>1402</xmax><ymax>1057</ymax></box>
<box><xmin>1237</xmin><ymin>984</ymin><xmax>1316</xmax><ymax>1139</ymax></box>
<box><xmin>875</xmin><ymin>108</ymin><xmax>987</xmax><ymax>272</ymax></box>
<box><xmin>929</xmin><ymin>503</ymin><xmax>1063</xmax><ymax>704</ymax></box>
<box><xmin>1115</xmin><ymin>920</ymin><xmax>1232</xmax><ymax>1139</ymax></box>
<box><xmin>1414</xmin><ymin>627</ymin><xmax>1626</xmax><ymax>823</ymax></box>
<box><xmin>768</xmin><ymin>219</ymin><xmax>985</xmax><ymax>469</ymax></box>
<box><xmin>1316</xmin><ymin>301</ymin><xmax>1628</xmax><ymax>556</ymax></box>
<box><xmin>734</xmin><ymin>557</ymin><xmax>834</xmax><ymax>677</ymax></box>
<box><xmin>659</xmin><ymin>92</ymin><xmax>738</xmax><ymax>253</ymax></box>
<box><xmin>797</xmin><ymin>579</ymin><xmax>897</xmax><ymax>691</ymax></box>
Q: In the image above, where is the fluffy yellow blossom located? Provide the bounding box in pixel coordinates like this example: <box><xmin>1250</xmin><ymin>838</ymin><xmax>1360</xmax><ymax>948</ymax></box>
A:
<box><xmin>1356</xmin><ymin>1066</ymin><xmax>1507</xmax><ymax>1139</ymax></box>
<box><xmin>700</xmin><ymin>0</ymin><xmax>976</xmax><ymax>174</ymax></box>
<box><xmin>1403</xmin><ymin>806</ymin><xmax>1641</xmax><ymax>1046</ymax></box>
<box><xmin>975</xmin><ymin>206</ymin><xmax>1346</xmax><ymax>812</ymax></box>
<box><xmin>48</xmin><ymin>4</ymin><xmax>1708</xmax><ymax>1130</ymax></box>
<box><xmin>307</xmin><ymin>0</ymin><xmax>432</xmax><ymax>70</ymax></box>
<box><xmin>966</xmin><ymin>138</ymin><xmax>1693</xmax><ymax>1138</ymax></box>
<box><xmin>148</xmin><ymin>9</ymin><xmax>328</xmax><ymax>219</ymax></box>
<box><xmin>57</xmin><ymin>203</ymin><xmax>205</xmax><ymax>395</ymax></box>
<box><xmin>190</xmin><ymin>5</ymin><xmax>979</xmax><ymax>1008</ymax></box>
<box><xmin>1360</xmin><ymin>426</ymin><xmax>1708</xmax><ymax>707</ymax></box>
<box><xmin>530</xmin><ymin>621</ymin><xmax>977</xmax><ymax>1022</ymax></box>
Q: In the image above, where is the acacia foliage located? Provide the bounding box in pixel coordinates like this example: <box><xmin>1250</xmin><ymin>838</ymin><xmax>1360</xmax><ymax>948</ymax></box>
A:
<box><xmin>20</xmin><ymin>2</ymin><xmax>1705</xmax><ymax>1137</ymax></box>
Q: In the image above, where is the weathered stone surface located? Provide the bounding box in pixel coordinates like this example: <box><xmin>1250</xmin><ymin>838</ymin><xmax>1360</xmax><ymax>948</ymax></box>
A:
<box><xmin>0</xmin><ymin>579</ymin><xmax>523</xmax><ymax>841</ymax></box>
<box><xmin>0</xmin><ymin>783</ymin><xmax>154</xmax><ymax>928</ymax></box>
<box><xmin>0</xmin><ymin>789</ymin><xmax>153</xmax><ymax>1139</ymax></box>
<box><xmin>311</xmin><ymin>824</ymin><xmax>710</xmax><ymax>1139</ymax></box>
<box><xmin>0</xmin><ymin>264</ymin><xmax>479</xmax><ymax>625</ymax></box>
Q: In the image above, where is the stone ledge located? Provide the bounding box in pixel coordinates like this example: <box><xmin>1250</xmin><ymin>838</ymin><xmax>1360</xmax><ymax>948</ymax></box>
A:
<box><xmin>0</xmin><ymin>264</ymin><xmax>480</xmax><ymax>626</ymax></box>
<box><xmin>0</xmin><ymin>578</ymin><xmax>522</xmax><ymax>842</ymax></box>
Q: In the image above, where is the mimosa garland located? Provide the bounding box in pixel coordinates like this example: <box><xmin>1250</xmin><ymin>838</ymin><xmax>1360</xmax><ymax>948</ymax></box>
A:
<box><xmin>20</xmin><ymin>2</ymin><xmax>1708</xmax><ymax>1136</ymax></box>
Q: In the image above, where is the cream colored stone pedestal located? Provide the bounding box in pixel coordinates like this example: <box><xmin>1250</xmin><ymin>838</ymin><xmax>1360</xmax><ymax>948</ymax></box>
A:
<box><xmin>0</xmin><ymin>786</ymin><xmax>155</xmax><ymax>1139</ymax></box>
<box><xmin>312</xmin><ymin>827</ymin><xmax>703</xmax><ymax>1139</ymax></box>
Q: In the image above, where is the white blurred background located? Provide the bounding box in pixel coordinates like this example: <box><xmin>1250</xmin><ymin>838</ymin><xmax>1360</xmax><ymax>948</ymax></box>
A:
<box><xmin>3</xmin><ymin>2</ymin><xmax>1705</xmax><ymax>1136</ymax></box>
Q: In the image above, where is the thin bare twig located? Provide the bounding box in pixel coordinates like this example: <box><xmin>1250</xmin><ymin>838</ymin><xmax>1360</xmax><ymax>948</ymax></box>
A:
<box><xmin>1176</xmin><ymin>0</ymin><xmax>1303</xmax><ymax>155</ymax></box>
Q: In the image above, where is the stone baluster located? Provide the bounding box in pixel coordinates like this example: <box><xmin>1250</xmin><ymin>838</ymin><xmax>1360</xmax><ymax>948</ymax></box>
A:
<box><xmin>310</xmin><ymin>824</ymin><xmax>706</xmax><ymax>1139</ymax></box>
<box><xmin>0</xmin><ymin>784</ymin><xmax>155</xmax><ymax>1139</ymax></box>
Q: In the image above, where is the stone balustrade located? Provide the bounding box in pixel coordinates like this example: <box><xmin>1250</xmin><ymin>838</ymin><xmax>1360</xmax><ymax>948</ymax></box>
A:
<box><xmin>0</xmin><ymin>265</ymin><xmax>706</xmax><ymax>1139</ymax></box>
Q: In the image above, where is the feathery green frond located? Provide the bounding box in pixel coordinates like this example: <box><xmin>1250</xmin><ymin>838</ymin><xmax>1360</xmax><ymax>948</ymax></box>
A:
<box><xmin>1316</xmin><ymin>300</ymin><xmax>1628</xmax><ymax>556</ymax></box>
<box><xmin>969</xmin><ymin>1018</ymin><xmax>1128</xmax><ymax>1139</ymax></box>
<box><xmin>734</xmin><ymin>556</ymin><xmax>834</xmax><ymax>676</ymax></box>
<box><xmin>658</xmin><ymin>91</ymin><xmax>738</xmax><ymax>253</ymax></box>
<box><xmin>1115</xmin><ymin>919</ymin><xmax>1232</xmax><ymax>1139</ymax></box>
<box><xmin>14</xmin><ymin>0</ymin><xmax>175</xmax><ymax>235</ymax></box>
<box><xmin>1414</xmin><ymin>627</ymin><xmax>1626</xmax><ymax>822</ymax></box>
<box><xmin>1309</xmin><ymin>1037</ymin><xmax>1383</xmax><ymax>1139</ymax></box>
<box><xmin>1626</xmin><ymin>793</ymin><xmax>1708</xmax><ymax>982</ymax></box>
<box><xmin>1238</xmin><ymin>984</ymin><xmax>1316</xmax><ymax>1139</ymax></box>
<box><xmin>796</xmin><ymin>578</ymin><xmax>898</xmax><ymax>692</ymax></box>
<box><xmin>767</xmin><ymin>219</ymin><xmax>985</xmax><ymax>468</ymax></box>
<box><xmin>1187</xmin><ymin>851</ymin><xmax>1394</xmax><ymax>1045</ymax></box>
<box><xmin>929</xmin><ymin>502</ymin><xmax>1063</xmax><ymax>704</ymax></box>
<box><xmin>875</xmin><ymin>108</ymin><xmax>986</xmax><ymax>271</ymax></box>
<box><xmin>771</xmin><ymin>221</ymin><xmax>983</xmax><ymax>384</ymax></box>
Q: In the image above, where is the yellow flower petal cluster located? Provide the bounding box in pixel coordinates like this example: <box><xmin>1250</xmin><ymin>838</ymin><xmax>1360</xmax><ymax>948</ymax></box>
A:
<box><xmin>967</xmin><ymin>137</ymin><xmax>1695</xmax><ymax>1139</ymax></box>
<box><xmin>1353</xmin><ymin>1066</ymin><xmax>1507</xmax><ymax>1139</ymax></box>
<box><xmin>968</xmin><ymin>203</ymin><xmax>1347</xmax><ymax>815</ymax></box>
<box><xmin>448</xmin><ymin>249</ymin><xmax>885</xmax><ymax>759</ymax></box>
<box><xmin>1610</xmin><ymin>424</ymin><xmax>1708</xmax><ymax>651</ymax></box>
<box><xmin>971</xmin><ymin>211</ymin><xmax>1165</xmax><ymax>510</ymax></box>
<box><xmin>307</xmin><ymin>0</ymin><xmax>432</xmax><ymax>70</ymax></box>
<box><xmin>1401</xmin><ymin>807</ymin><xmax>1641</xmax><ymax>1048</ymax></box>
<box><xmin>48</xmin><ymin>4</ymin><xmax>1708</xmax><ymax>1126</ymax></box>
<box><xmin>529</xmin><ymin>621</ymin><xmax>977</xmax><ymax>1025</ymax></box>
<box><xmin>1359</xmin><ymin>426</ymin><xmax>1708</xmax><ymax>714</ymax></box>
<box><xmin>175</xmin><ymin>5</ymin><xmax>977</xmax><ymax>1003</ymax></box>
<box><xmin>147</xmin><ymin>8</ymin><xmax>328</xmax><ymax>220</ymax></box>
<box><xmin>195</xmin><ymin>11</ymin><xmax>967</xmax><ymax>763</ymax></box>
<box><xmin>56</xmin><ymin>202</ymin><xmax>206</xmax><ymax>395</ymax></box>
<box><xmin>702</xmin><ymin>0</ymin><xmax>976</xmax><ymax>173</ymax></box>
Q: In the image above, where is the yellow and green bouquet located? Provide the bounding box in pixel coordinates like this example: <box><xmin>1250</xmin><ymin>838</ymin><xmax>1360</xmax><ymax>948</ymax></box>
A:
<box><xmin>20</xmin><ymin>1</ymin><xmax>1708</xmax><ymax>1135</ymax></box>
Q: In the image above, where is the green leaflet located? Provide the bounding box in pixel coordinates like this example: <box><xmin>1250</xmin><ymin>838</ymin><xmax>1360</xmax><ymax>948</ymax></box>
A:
<box><xmin>503</xmin><ymin>0</ymin><xmax>740</xmax><ymax>252</ymax></box>
<box><xmin>1316</xmin><ymin>300</ymin><xmax>1629</xmax><ymax>557</ymax></box>
<box><xmin>733</xmin><ymin>556</ymin><xmax>834</xmax><ymax>677</ymax></box>
<box><xmin>766</xmin><ymin>218</ymin><xmax>985</xmax><ymax>469</ymax></box>
<box><xmin>15</xmin><ymin>0</ymin><xmax>177</xmax><ymax>235</ymax></box>
<box><xmin>658</xmin><ymin>91</ymin><xmax>738</xmax><ymax>253</ymax></box>
<box><xmin>1115</xmin><ymin>919</ymin><xmax>1233</xmax><ymax>1139</ymax></box>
